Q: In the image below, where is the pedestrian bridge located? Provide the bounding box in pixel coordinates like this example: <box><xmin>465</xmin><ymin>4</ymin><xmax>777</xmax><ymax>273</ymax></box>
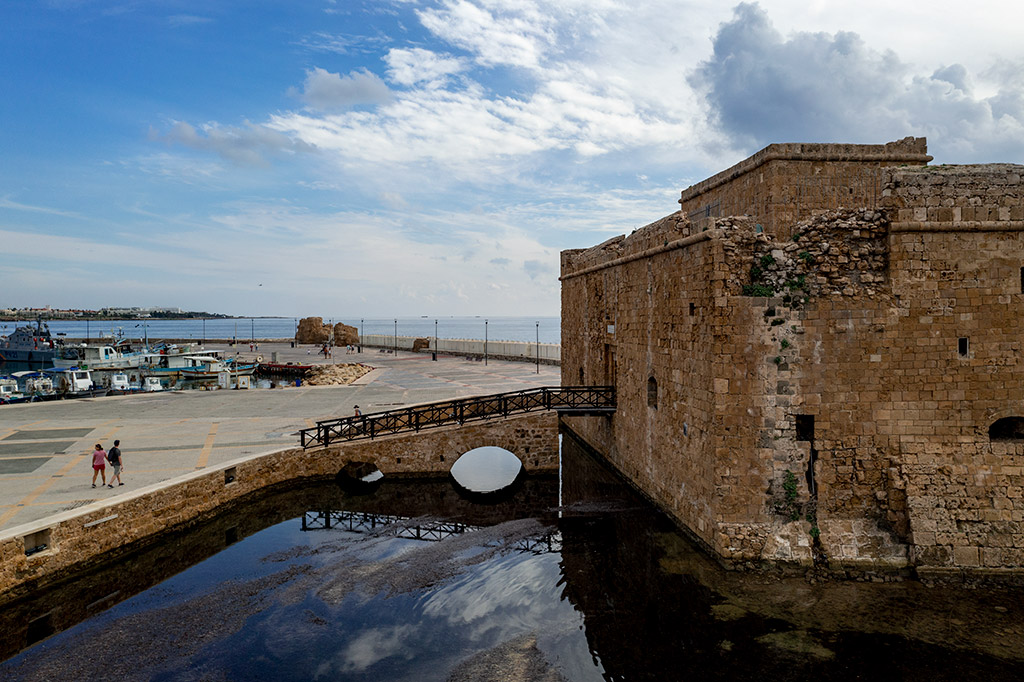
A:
<box><xmin>299</xmin><ymin>385</ymin><xmax>616</xmax><ymax>448</ymax></box>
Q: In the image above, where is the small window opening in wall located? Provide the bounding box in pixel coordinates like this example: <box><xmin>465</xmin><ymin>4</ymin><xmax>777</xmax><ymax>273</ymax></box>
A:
<box><xmin>795</xmin><ymin>415</ymin><xmax>817</xmax><ymax>498</ymax></box>
<box><xmin>795</xmin><ymin>415</ymin><xmax>815</xmax><ymax>442</ymax></box>
<box><xmin>24</xmin><ymin>528</ymin><xmax>50</xmax><ymax>556</ymax></box>
<box><xmin>647</xmin><ymin>376</ymin><xmax>658</xmax><ymax>409</ymax></box>
<box><xmin>689</xmin><ymin>302</ymin><xmax>696</xmax><ymax>316</ymax></box>
<box><xmin>1020</xmin><ymin>266</ymin><xmax>1024</xmax><ymax>293</ymax></box>
<box><xmin>958</xmin><ymin>337</ymin><xmax>969</xmax><ymax>357</ymax></box>
<box><xmin>578</xmin><ymin>367</ymin><xmax>584</xmax><ymax>385</ymax></box>
<box><xmin>989</xmin><ymin>416</ymin><xmax>1024</xmax><ymax>441</ymax></box>
<box><xmin>224</xmin><ymin>466</ymin><xmax>237</xmax><ymax>485</ymax></box>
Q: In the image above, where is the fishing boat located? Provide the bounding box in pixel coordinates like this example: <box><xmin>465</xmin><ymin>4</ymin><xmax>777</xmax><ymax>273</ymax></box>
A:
<box><xmin>0</xmin><ymin>319</ymin><xmax>57</xmax><ymax>368</ymax></box>
<box><xmin>0</xmin><ymin>377</ymin><xmax>24</xmax><ymax>404</ymax></box>
<box><xmin>141</xmin><ymin>348</ymin><xmax>226</xmax><ymax>378</ymax></box>
<box><xmin>53</xmin><ymin>341</ymin><xmax>148</xmax><ymax>371</ymax></box>
<box><xmin>256</xmin><ymin>362</ymin><xmax>312</xmax><ymax>377</ymax></box>
<box><xmin>93</xmin><ymin>371</ymin><xmax>133</xmax><ymax>394</ymax></box>
<box><xmin>142</xmin><ymin>376</ymin><xmax>164</xmax><ymax>392</ymax></box>
<box><xmin>43</xmin><ymin>368</ymin><xmax>110</xmax><ymax>399</ymax></box>
<box><xmin>178</xmin><ymin>358</ymin><xmax>258</xmax><ymax>380</ymax></box>
<box><xmin>11</xmin><ymin>371</ymin><xmax>58</xmax><ymax>401</ymax></box>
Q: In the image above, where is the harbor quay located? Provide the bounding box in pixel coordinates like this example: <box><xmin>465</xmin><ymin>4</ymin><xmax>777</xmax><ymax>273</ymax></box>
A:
<box><xmin>0</xmin><ymin>342</ymin><xmax>562</xmax><ymax>534</ymax></box>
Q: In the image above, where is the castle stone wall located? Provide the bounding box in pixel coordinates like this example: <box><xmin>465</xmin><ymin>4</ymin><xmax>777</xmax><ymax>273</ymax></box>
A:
<box><xmin>564</xmin><ymin>143</ymin><xmax>1024</xmax><ymax>579</ymax></box>
<box><xmin>678</xmin><ymin>138</ymin><xmax>931</xmax><ymax>238</ymax></box>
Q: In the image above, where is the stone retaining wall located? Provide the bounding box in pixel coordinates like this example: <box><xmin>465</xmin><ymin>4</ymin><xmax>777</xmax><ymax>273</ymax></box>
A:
<box><xmin>0</xmin><ymin>411</ymin><xmax>558</xmax><ymax>605</ymax></box>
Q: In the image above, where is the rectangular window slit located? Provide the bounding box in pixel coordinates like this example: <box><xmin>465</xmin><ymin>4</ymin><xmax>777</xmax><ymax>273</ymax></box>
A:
<box><xmin>958</xmin><ymin>337</ymin><xmax>969</xmax><ymax>357</ymax></box>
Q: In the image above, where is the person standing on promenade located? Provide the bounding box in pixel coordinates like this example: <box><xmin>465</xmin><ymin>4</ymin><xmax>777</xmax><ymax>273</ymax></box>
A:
<box><xmin>91</xmin><ymin>443</ymin><xmax>107</xmax><ymax>488</ymax></box>
<box><xmin>107</xmin><ymin>439</ymin><xmax>124</xmax><ymax>487</ymax></box>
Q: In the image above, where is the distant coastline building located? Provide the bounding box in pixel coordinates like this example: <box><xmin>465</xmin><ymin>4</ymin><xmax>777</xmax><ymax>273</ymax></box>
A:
<box><xmin>560</xmin><ymin>137</ymin><xmax>1024</xmax><ymax>579</ymax></box>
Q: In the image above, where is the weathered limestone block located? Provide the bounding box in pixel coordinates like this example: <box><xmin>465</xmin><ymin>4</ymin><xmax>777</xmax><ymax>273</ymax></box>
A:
<box><xmin>296</xmin><ymin>317</ymin><xmax>331</xmax><ymax>344</ymax></box>
<box><xmin>333</xmin><ymin>323</ymin><xmax>359</xmax><ymax>346</ymax></box>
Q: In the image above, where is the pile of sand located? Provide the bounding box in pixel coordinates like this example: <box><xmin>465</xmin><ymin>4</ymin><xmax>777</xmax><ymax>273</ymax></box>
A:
<box><xmin>304</xmin><ymin>363</ymin><xmax>372</xmax><ymax>386</ymax></box>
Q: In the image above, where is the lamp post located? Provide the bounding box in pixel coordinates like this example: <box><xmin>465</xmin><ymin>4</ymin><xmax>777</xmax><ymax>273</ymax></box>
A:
<box><xmin>250</xmin><ymin>318</ymin><xmax>254</xmax><ymax>345</ymax></box>
<box><xmin>433</xmin><ymin>318</ymin><xmax>438</xmax><ymax>361</ymax></box>
<box><xmin>394</xmin><ymin>318</ymin><xmax>398</xmax><ymax>355</ymax></box>
<box><xmin>536</xmin><ymin>321</ymin><xmax>540</xmax><ymax>374</ymax></box>
<box><xmin>202</xmin><ymin>317</ymin><xmax>206</xmax><ymax>346</ymax></box>
<box><xmin>484</xmin><ymin>319</ymin><xmax>488</xmax><ymax>366</ymax></box>
<box><xmin>359</xmin><ymin>318</ymin><xmax>363</xmax><ymax>353</ymax></box>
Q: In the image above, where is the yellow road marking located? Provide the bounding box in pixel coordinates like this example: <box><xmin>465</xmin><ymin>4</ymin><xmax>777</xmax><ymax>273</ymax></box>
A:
<box><xmin>195</xmin><ymin>422</ymin><xmax>219</xmax><ymax>469</ymax></box>
<box><xmin>0</xmin><ymin>426</ymin><xmax>120</xmax><ymax>527</ymax></box>
<box><xmin>0</xmin><ymin>418</ymin><xmax>50</xmax><ymax>441</ymax></box>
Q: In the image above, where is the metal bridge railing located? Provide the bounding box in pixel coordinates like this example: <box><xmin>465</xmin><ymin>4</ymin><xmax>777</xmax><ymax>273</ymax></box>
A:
<box><xmin>299</xmin><ymin>385</ymin><xmax>615</xmax><ymax>448</ymax></box>
<box><xmin>301</xmin><ymin>510</ymin><xmax>562</xmax><ymax>554</ymax></box>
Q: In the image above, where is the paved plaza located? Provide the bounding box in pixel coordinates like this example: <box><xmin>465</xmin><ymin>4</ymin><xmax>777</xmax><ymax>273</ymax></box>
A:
<box><xmin>0</xmin><ymin>343</ymin><xmax>561</xmax><ymax>533</ymax></box>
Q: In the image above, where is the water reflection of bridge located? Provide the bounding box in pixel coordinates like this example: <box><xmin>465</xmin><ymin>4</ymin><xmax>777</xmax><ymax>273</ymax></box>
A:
<box><xmin>300</xmin><ymin>510</ymin><xmax>562</xmax><ymax>554</ymax></box>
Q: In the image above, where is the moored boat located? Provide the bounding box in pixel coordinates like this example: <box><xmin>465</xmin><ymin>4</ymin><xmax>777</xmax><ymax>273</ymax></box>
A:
<box><xmin>43</xmin><ymin>367</ymin><xmax>110</xmax><ymax>399</ymax></box>
<box><xmin>179</xmin><ymin>359</ymin><xmax>258</xmax><ymax>380</ymax></box>
<box><xmin>0</xmin><ymin>320</ymin><xmax>57</xmax><ymax>368</ymax></box>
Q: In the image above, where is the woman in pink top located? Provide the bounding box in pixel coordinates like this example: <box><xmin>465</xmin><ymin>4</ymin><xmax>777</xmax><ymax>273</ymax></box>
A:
<box><xmin>91</xmin><ymin>443</ymin><xmax>108</xmax><ymax>488</ymax></box>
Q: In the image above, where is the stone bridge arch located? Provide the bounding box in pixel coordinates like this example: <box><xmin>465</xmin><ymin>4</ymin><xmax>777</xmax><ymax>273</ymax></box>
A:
<box><xmin>319</xmin><ymin>411</ymin><xmax>559</xmax><ymax>479</ymax></box>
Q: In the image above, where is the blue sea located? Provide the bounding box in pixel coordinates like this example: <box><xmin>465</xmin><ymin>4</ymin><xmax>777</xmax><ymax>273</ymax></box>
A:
<box><xmin>1</xmin><ymin>317</ymin><xmax>562</xmax><ymax>344</ymax></box>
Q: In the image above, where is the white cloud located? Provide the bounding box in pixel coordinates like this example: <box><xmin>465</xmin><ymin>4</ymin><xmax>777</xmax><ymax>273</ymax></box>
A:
<box><xmin>295</xmin><ymin>67</ymin><xmax>393</xmax><ymax>110</ymax></box>
<box><xmin>0</xmin><ymin>197</ymin><xmax>86</xmax><ymax>219</ymax></box>
<box><xmin>416</xmin><ymin>0</ymin><xmax>555</xmax><ymax>70</ymax></box>
<box><xmin>385</xmin><ymin>47</ymin><xmax>468</xmax><ymax>87</ymax></box>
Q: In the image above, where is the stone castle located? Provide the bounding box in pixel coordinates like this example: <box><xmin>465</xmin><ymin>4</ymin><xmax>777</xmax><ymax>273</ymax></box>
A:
<box><xmin>560</xmin><ymin>137</ymin><xmax>1024</xmax><ymax>580</ymax></box>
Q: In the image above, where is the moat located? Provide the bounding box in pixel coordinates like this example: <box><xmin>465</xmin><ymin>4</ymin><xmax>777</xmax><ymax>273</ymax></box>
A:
<box><xmin>1</xmin><ymin>433</ymin><xmax>1022</xmax><ymax>681</ymax></box>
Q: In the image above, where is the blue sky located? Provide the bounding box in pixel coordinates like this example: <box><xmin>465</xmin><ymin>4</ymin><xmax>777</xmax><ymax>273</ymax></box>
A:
<box><xmin>3</xmin><ymin>0</ymin><xmax>1023</xmax><ymax>317</ymax></box>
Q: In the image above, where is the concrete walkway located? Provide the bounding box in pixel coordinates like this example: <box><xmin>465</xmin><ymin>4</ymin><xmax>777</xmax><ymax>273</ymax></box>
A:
<box><xmin>0</xmin><ymin>343</ymin><xmax>561</xmax><ymax>532</ymax></box>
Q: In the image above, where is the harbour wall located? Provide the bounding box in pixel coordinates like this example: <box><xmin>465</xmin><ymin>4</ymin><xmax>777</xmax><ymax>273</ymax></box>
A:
<box><xmin>359</xmin><ymin>334</ymin><xmax>561</xmax><ymax>364</ymax></box>
<box><xmin>0</xmin><ymin>411</ymin><xmax>559</xmax><ymax>605</ymax></box>
<box><xmin>57</xmin><ymin>336</ymin><xmax>562</xmax><ymax>365</ymax></box>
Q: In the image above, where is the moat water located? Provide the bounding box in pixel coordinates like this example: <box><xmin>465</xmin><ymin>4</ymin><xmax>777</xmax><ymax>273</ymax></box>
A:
<box><xmin>1</xmin><ymin>435</ymin><xmax>1023</xmax><ymax>681</ymax></box>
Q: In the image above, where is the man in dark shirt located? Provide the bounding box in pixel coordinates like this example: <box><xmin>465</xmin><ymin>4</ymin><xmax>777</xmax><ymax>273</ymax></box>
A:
<box><xmin>107</xmin><ymin>439</ymin><xmax>125</xmax><ymax>487</ymax></box>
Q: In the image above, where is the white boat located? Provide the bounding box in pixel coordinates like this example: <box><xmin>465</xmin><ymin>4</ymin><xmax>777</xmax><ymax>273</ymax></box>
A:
<box><xmin>141</xmin><ymin>348</ymin><xmax>226</xmax><ymax>377</ymax></box>
<box><xmin>53</xmin><ymin>342</ymin><xmax>148</xmax><ymax>371</ymax></box>
<box><xmin>43</xmin><ymin>368</ymin><xmax>109</xmax><ymax>398</ymax></box>
<box><xmin>142</xmin><ymin>376</ymin><xmax>164</xmax><ymax>392</ymax></box>
<box><xmin>12</xmin><ymin>371</ymin><xmax>56</xmax><ymax>400</ymax></box>
<box><xmin>0</xmin><ymin>378</ymin><xmax>23</xmax><ymax>403</ymax></box>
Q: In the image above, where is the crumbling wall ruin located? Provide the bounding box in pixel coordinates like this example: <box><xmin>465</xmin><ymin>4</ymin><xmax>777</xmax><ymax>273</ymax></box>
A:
<box><xmin>294</xmin><ymin>317</ymin><xmax>359</xmax><ymax>346</ymax></box>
